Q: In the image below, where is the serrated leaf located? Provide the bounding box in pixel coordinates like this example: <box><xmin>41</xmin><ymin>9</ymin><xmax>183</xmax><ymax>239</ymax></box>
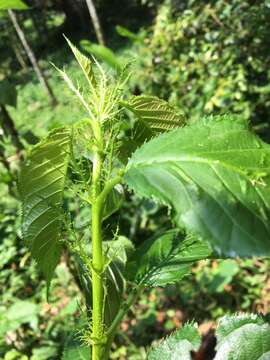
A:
<box><xmin>215</xmin><ymin>314</ymin><xmax>270</xmax><ymax>359</ymax></box>
<box><xmin>0</xmin><ymin>0</ymin><xmax>28</xmax><ymax>10</ymax></box>
<box><xmin>19</xmin><ymin>127</ymin><xmax>71</xmax><ymax>283</ymax></box>
<box><xmin>125</xmin><ymin>115</ymin><xmax>270</xmax><ymax>257</ymax></box>
<box><xmin>147</xmin><ymin>323</ymin><xmax>200</xmax><ymax>360</ymax></box>
<box><xmin>126</xmin><ymin>230</ymin><xmax>211</xmax><ymax>287</ymax></box>
<box><xmin>121</xmin><ymin>95</ymin><xmax>185</xmax><ymax>133</ymax></box>
<box><xmin>64</xmin><ymin>36</ymin><xmax>96</xmax><ymax>88</ymax></box>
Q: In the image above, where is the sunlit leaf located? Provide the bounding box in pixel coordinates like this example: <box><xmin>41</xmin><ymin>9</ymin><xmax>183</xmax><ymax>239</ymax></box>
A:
<box><xmin>125</xmin><ymin>115</ymin><xmax>270</xmax><ymax>257</ymax></box>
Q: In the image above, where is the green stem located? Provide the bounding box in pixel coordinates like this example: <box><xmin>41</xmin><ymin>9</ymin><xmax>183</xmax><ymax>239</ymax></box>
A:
<box><xmin>91</xmin><ymin>124</ymin><xmax>105</xmax><ymax>360</ymax></box>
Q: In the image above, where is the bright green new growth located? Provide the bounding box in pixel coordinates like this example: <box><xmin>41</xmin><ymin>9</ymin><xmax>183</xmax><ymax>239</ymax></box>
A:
<box><xmin>19</xmin><ymin>38</ymin><xmax>270</xmax><ymax>359</ymax></box>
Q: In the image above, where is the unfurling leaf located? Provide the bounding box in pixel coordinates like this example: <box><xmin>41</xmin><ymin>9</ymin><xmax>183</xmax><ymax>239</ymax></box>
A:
<box><xmin>19</xmin><ymin>127</ymin><xmax>71</xmax><ymax>284</ymax></box>
<box><xmin>125</xmin><ymin>115</ymin><xmax>270</xmax><ymax>257</ymax></box>
<box><xmin>126</xmin><ymin>230</ymin><xmax>211</xmax><ymax>287</ymax></box>
<box><xmin>64</xmin><ymin>36</ymin><xmax>96</xmax><ymax>88</ymax></box>
<box><xmin>147</xmin><ymin>323</ymin><xmax>200</xmax><ymax>360</ymax></box>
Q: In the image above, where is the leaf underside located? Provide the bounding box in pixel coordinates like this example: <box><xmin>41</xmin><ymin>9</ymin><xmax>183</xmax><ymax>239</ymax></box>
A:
<box><xmin>125</xmin><ymin>115</ymin><xmax>270</xmax><ymax>257</ymax></box>
<box><xmin>19</xmin><ymin>127</ymin><xmax>71</xmax><ymax>283</ymax></box>
<box><xmin>119</xmin><ymin>95</ymin><xmax>186</xmax><ymax>162</ymax></box>
<box><xmin>122</xmin><ymin>95</ymin><xmax>185</xmax><ymax>133</ymax></box>
<box><xmin>215</xmin><ymin>314</ymin><xmax>270</xmax><ymax>360</ymax></box>
<box><xmin>126</xmin><ymin>230</ymin><xmax>211</xmax><ymax>287</ymax></box>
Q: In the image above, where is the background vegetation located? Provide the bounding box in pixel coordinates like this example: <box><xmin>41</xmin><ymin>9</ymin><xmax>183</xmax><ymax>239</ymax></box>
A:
<box><xmin>1</xmin><ymin>0</ymin><xmax>270</xmax><ymax>359</ymax></box>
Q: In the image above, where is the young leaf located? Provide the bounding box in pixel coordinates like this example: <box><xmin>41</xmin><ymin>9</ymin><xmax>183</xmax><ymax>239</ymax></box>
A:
<box><xmin>215</xmin><ymin>314</ymin><xmax>270</xmax><ymax>359</ymax></box>
<box><xmin>119</xmin><ymin>96</ymin><xmax>185</xmax><ymax>162</ymax></box>
<box><xmin>19</xmin><ymin>127</ymin><xmax>71</xmax><ymax>284</ymax></box>
<box><xmin>64</xmin><ymin>36</ymin><xmax>96</xmax><ymax>88</ymax></box>
<box><xmin>126</xmin><ymin>230</ymin><xmax>211</xmax><ymax>287</ymax></box>
<box><xmin>147</xmin><ymin>323</ymin><xmax>200</xmax><ymax>360</ymax></box>
<box><xmin>125</xmin><ymin>115</ymin><xmax>270</xmax><ymax>257</ymax></box>
<box><xmin>121</xmin><ymin>95</ymin><xmax>185</xmax><ymax>133</ymax></box>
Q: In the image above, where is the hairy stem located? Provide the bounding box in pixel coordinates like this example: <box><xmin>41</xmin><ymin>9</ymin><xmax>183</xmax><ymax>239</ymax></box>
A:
<box><xmin>91</xmin><ymin>124</ymin><xmax>105</xmax><ymax>360</ymax></box>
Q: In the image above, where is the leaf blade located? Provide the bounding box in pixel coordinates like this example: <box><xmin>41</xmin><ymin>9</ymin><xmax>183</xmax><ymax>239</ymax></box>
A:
<box><xmin>125</xmin><ymin>115</ymin><xmax>270</xmax><ymax>257</ymax></box>
<box><xmin>19</xmin><ymin>127</ymin><xmax>71</xmax><ymax>283</ymax></box>
<box><xmin>126</xmin><ymin>230</ymin><xmax>211</xmax><ymax>287</ymax></box>
<box><xmin>215</xmin><ymin>314</ymin><xmax>270</xmax><ymax>360</ymax></box>
<box><xmin>147</xmin><ymin>323</ymin><xmax>200</xmax><ymax>360</ymax></box>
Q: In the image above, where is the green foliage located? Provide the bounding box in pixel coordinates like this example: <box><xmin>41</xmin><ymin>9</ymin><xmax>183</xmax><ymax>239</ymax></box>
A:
<box><xmin>14</xmin><ymin>33</ymin><xmax>270</xmax><ymax>360</ymax></box>
<box><xmin>19</xmin><ymin>127</ymin><xmax>71</xmax><ymax>284</ymax></box>
<box><xmin>0</xmin><ymin>0</ymin><xmax>28</xmax><ymax>10</ymax></box>
<box><xmin>0</xmin><ymin>79</ymin><xmax>17</xmax><ymax>107</ymax></box>
<box><xmin>125</xmin><ymin>115</ymin><xmax>270</xmax><ymax>257</ymax></box>
<box><xmin>0</xmin><ymin>301</ymin><xmax>39</xmax><ymax>337</ymax></box>
<box><xmin>147</xmin><ymin>323</ymin><xmax>200</xmax><ymax>359</ymax></box>
<box><xmin>126</xmin><ymin>230</ymin><xmax>211</xmax><ymax>286</ymax></box>
<box><xmin>132</xmin><ymin>1</ymin><xmax>270</xmax><ymax>139</ymax></box>
<box><xmin>215</xmin><ymin>314</ymin><xmax>270</xmax><ymax>359</ymax></box>
<box><xmin>148</xmin><ymin>313</ymin><xmax>270</xmax><ymax>360</ymax></box>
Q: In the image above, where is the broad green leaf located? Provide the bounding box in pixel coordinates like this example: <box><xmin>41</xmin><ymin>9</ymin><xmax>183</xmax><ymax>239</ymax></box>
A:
<box><xmin>64</xmin><ymin>36</ymin><xmax>96</xmax><ymax>88</ymax></box>
<box><xmin>80</xmin><ymin>40</ymin><xmax>122</xmax><ymax>72</ymax></box>
<box><xmin>0</xmin><ymin>0</ymin><xmax>28</xmax><ymax>10</ymax></box>
<box><xmin>215</xmin><ymin>314</ymin><xmax>270</xmax><ymax>359</ymax></box>
<box><xmin>125</xmin><ymin>115</ymin><xmax>270</xmax><ymax>257</ymax></box>
<box><xmin>19</xmin><ymin>127</ymin><xmax>71</xmax><ymax>283</ymax></box>
<box><xmin>0</xmin><ymin>79</ymin><xmax>17</xmax><ymax>107</ymax></box>
<box><xmin>147</xmin><ymin>323</ymin><xmax>200</xmax><ymax>360</ymax></box>
<box><xmin>126</xmin><ymin>230</ymin><xmax>211</xmax><ymax>287</ymax></box>
<box><xmin>121</xmin><ymin>95</ymin><xmax>185</xmax><ymax>133</ymax></box>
